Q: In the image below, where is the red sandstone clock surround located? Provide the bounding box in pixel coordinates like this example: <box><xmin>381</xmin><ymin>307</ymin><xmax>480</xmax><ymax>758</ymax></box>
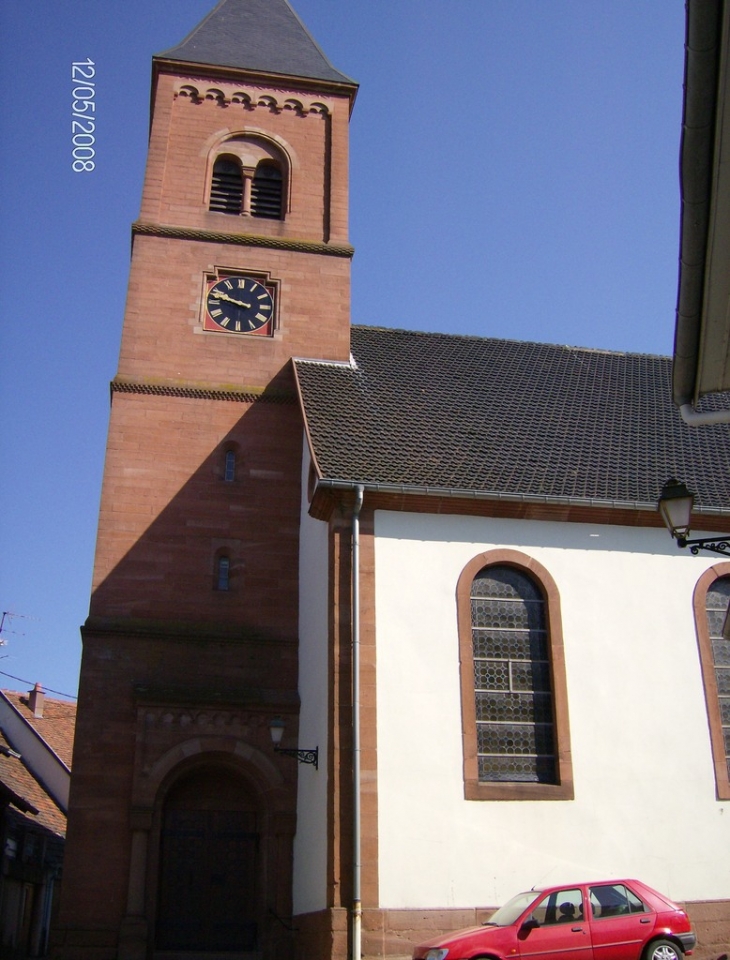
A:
<box><xmin>203</xmin><ymin>272</ymin><xmax>275</xmax><ymax>335</ymax></box>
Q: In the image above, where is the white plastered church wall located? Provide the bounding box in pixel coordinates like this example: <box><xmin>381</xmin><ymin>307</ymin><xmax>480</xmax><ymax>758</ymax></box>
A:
<box><xmin>373</xmin><ymin>510</ymin><xmax>730</xmax><ymax>909</ymax></box>
<box><xmin>292</xmin><ymin>439</ymin><xmax>330</xmax><ymax>914</ymax></box>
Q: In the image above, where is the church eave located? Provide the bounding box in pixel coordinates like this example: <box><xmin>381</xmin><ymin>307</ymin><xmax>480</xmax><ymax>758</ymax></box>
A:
<box><xmin>307</xmin><ymin>478</ymin><xmax>730</xmax><ymax>527</ymax></box>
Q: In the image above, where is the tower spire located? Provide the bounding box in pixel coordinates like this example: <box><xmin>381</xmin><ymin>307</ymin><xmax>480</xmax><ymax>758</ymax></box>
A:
<box><xmin>157</xmin><ymin>0</ymin><xmax>356</xmax><ymax>85</ymax></box>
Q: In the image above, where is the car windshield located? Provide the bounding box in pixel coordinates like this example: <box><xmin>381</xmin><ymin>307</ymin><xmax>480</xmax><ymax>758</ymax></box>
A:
<box><xmin>486</xmin><ymin>891</ymin><xmax>540</xmax><ymax>926</ymax></box>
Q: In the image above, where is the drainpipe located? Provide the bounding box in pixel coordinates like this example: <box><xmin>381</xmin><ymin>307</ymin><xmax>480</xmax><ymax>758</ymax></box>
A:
<box><xmin>351</xmin><ymin>484</ymin><xmax>364</xmax><ymax>960</ymax></box>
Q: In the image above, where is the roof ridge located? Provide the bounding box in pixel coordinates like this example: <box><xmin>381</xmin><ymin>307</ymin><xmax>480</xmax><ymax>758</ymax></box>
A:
<box><xmin>352</xmin><ymin>324</ymin><xmax>670</xmax><ymax>361</ymax></box>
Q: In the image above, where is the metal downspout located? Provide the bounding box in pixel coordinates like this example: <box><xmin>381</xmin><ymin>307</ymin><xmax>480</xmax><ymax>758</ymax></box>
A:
<box><xmin>351</xmin><ymin>484</ymin><xmax>364</xmax><ymax>960</ymax></box>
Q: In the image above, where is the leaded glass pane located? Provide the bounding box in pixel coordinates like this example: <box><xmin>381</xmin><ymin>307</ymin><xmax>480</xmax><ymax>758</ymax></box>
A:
<box><xmin>712</xmin><ymin>640</ymin><xmax>730</xmax><ymax>666</ymax></box>
<box><xmin>707</xmin><ymin>578</ymin><xmax>730</xmax><ymax>603</ymax></box>
<box><xmin>706</xmin><ymin>608</ymin><xmax>727</xmax><ymax>636</ymax></box>
<box><xmin>720</xmin><ymin>699</ymin><xmax>730</xmax><ymax>725</ymax></box>
<box><xmin>474</xmin><ymin>660</ymin><xmax>510</xmax><ymax>691</ymax></box>
<box><xmin>472</xmin><ymin>628</ymin><xmax>546</xmax><ymax>661</ymax></box>
<box><xmin>477</xmin><ymin>721</ymin><xmax>554</xmax><ymax>756</ymax></box>
<box><xmin>475</xmin><ymin>691</ymin><xmax>553</xmax><ymax>724</ymax></box>
<box><xmin>470</xmin><ymin>564</ymin><xmax>556</xmax><ymax>785</ymax></box>
<box><xmin>472</xmin><ymin>567</ymin><xmax>543</xmax><ymax>602</ymax></box>
<box><xmin>478</xmin><ymin>754</ymin><xmax>555</xmax><ymax>783</ymax></box>
<box><xmin>716</xmin><ymin>669</ymin><xmax>730</xmax><ymax>697</ymax></box>
<box><xmin>471</xmin><ymin>598</ymin><xmax>544</xmax><ymax>631</ymax></box>
<box><xmin>511</xmin><ymin>660</ymin><xmax>552</xmax><ymax>692</ymax></box>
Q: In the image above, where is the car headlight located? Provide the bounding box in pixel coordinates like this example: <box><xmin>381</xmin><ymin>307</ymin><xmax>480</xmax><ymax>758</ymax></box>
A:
<box><xmin>425</xmin><ymin>951</ymin><xmax>449</xmax><ymax>960</ymax></box>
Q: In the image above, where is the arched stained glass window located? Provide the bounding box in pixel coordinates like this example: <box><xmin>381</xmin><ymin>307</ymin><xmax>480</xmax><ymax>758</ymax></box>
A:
<box><xmin>457</xmin><ymin>550</ymin><xmax>573</xmax><ymax>801</ymax></box>
<box><xmin>701</xmin><ymin>574</ymin><xmax>730</xmax><ymax>795</ymax></box>
<box><xmin>471</xmin><ymin>566</ymin><xmax>555</xmax><ymax>784</ymax></box>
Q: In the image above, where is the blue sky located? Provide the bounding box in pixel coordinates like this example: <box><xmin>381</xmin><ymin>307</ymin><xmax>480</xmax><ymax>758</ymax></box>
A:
<box><xmin>0</xmin><ymin>1</ymin><xmax>685</xmax><ymax>698</ymax></box>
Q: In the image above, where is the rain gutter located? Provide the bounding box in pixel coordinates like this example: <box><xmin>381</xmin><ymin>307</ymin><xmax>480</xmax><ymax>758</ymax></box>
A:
<box><xmin>673</xmin><ymin>0</ymin><xmax>726</xmax><ymax>410</ymax></box>
<box><xmin>315</xmin><ymin>478</ymin><xmax>730</xmax><ymax>517</ymax></box>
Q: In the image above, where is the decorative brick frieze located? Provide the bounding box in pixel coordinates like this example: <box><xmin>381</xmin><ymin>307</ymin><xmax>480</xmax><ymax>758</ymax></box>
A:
<box><xmin>175</xmin><ymin>79</ymin><xmax>333</xmax><ymax>116</ymax></box>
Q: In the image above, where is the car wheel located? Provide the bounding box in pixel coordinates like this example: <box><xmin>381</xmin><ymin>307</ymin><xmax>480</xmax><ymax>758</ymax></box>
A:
<box><xmin>644</xmin><ymin>940</ymin><xmax>683</xmax><ymax>960</ymax></box>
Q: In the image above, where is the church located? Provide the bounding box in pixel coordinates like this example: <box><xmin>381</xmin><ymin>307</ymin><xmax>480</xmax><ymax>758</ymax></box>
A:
<box><xmin>54</xmin><ymin>1</ymin><xmax>730</xmax><ymax>959</ymax></box>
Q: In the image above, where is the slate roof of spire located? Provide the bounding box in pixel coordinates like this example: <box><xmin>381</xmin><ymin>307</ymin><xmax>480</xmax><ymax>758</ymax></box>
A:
<box><xmin>157</xmin><ymin>0</ymin><xmax>356</xmax><ymax>86</ymax></box>
<box><xmin>294</xmin><ymin>325</ymin><xmax>730</xmax><ymax>512</ymax></box>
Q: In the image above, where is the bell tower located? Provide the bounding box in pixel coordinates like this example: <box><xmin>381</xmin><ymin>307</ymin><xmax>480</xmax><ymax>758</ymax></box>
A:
<box><xmin>55</xmin><ymin>2</ymin><xmax>356</xmax><ymax>958</ymax></box>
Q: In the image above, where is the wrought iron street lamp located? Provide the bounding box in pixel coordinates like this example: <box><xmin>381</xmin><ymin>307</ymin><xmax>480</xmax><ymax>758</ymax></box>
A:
<box><xmin>658</xmin><ymin>478</ymin><xmax>730</xmax><ymax>555</ymax></box>
<box><xmin>268</xmin><ymin>717</ymin><xmax>318</xmax><ymax>769</ymax></box>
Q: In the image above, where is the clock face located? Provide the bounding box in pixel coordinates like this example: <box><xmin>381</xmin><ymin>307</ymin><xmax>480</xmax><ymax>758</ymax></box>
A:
<box><xmin>204</xmin><ymin>276</ymin><xmax>274</xmax><ymax>334</ymax></box>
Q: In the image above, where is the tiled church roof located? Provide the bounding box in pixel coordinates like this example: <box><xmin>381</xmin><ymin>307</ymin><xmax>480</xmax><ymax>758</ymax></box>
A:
<box><xmin>157</xmin><ymin>0</ymin><xmax>356</xmax><ymax>86</ymax></box>
<box><xmin>294</xmin><ymin>325</ymin><xmax>730</xmax><ymax>513</ymax></box>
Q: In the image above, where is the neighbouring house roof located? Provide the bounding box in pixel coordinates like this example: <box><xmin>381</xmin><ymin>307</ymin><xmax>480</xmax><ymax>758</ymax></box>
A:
<box><xmin>156</xmin><ymin>0</ymin><xmax>356</xmax><ymax>87</ymax></box>
<box><xmin>2</xmin><ymin>690</ymin><xmax>76</xmax><ymax>769</ymax></box>
<box><xmin>294</xmin><ymin>325</ymin><xmax>730</xmax><ymax>514</ymax></box>
<box><xmin>0</xmin><ymin>734</ymin><xmax>67</xmax><ymax>838</ymax></box>
<box><xmin>0</xmin><ymin>690</ymin><xmax>76</xmax><ymax>838</ymax></box>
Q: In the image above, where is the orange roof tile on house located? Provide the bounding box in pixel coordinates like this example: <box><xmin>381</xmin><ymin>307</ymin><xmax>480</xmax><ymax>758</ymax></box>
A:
<box><xmin>0</xmin><ymin>729</ymin><xmax>67</xmax><ymax>837</ymax></box>
<box><xmin>2</xmin><ymin>688</ymin><xmax>76</xmax><ymax>768</ymax></box>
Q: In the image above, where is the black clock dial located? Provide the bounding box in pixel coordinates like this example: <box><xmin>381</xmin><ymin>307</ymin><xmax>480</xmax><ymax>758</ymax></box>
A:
<box><xmin>206</xmin><ymin>276</ymin><xmax>274</xmax><ymax>333</ymax></box>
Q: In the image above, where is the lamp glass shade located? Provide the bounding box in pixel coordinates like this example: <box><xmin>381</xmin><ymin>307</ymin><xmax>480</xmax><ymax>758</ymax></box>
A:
<box><xmin>269</xmin><ymin>717</ymin><xmax>285</xmax><ymax>745</ymax></box>
<box><xmin>658</xmin><ymin>479</ymin><xmax>694</xmax><ymax>539</ymax></box>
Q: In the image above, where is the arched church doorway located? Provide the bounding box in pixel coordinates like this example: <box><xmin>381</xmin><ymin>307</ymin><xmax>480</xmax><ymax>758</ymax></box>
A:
<box><xmin>155</xmin><ymin>764</ymin><xmax>261</xmax><ymax>953</ymax></box>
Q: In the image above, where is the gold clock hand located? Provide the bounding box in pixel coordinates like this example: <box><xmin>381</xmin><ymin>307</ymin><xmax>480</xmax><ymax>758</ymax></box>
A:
<box><xmin>211</xmin><ymin>291</ymin><xmax>252</xmax><ymax>309</ymax></box>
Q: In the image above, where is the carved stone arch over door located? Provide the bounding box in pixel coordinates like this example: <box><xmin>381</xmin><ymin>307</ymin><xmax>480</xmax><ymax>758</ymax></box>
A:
<box><xmin>121</xmin><ymin>721</ymin><xmax>297</xmax><ymax>960</ymax></box>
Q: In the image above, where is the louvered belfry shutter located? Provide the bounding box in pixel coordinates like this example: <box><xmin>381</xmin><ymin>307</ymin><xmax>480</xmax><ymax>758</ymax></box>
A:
<box><xmin>209</xmin><ymin>157</ymin><xmax>243</xmax><ymax>214</ymax></box>
<box><xmin>251</xmin><ymin>162</ymin><xmax>282</xmax><ymax>219</ymax></box>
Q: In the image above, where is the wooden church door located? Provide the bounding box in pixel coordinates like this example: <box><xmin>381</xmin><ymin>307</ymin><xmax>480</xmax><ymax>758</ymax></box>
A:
<box><xmin>156</xmin><ymin>767</ymin><xmax>260</xmax><ymax>953</ymax></box>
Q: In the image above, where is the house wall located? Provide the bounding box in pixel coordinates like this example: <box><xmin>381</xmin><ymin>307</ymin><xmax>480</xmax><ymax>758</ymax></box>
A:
<box><xmin>294</xmin><ymin>441</ymin><xmax>331</xmax><ymax>914</ymax></box>
<box><xmin>373</xmin><ymin>510</ymin><xmax>730</xmax><ymax>910</ymax></box>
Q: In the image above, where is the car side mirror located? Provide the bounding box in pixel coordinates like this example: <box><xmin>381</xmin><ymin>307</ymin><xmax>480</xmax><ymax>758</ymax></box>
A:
<box><xmin>520</xmin><ymin>916</ymin><xmax>539</xmax><ymax>932</ymax></box>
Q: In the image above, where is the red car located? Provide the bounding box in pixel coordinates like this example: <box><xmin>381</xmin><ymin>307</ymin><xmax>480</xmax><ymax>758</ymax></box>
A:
<box><xmin>412</xmin><ymin>879</ymin><xmax>696</xmax><ymax>960</ymax></box>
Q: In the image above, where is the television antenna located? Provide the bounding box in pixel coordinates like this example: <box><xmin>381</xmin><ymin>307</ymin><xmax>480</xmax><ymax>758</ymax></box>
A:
<box><xmin>0</xmin><ymin>611</ymin><xmax>38</xmax><ymax>645</ymax></box>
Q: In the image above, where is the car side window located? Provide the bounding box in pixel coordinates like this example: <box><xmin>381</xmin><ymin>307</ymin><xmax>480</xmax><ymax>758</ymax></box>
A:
<box><xmin>533</xmin><ymin>888</ymin><xmax>583</xmax><ymax>925</ymax></box>
<box><xmin>589</xmin><ymin>884</ymin><xmax>647</xmax><ymax>919</ymax></box>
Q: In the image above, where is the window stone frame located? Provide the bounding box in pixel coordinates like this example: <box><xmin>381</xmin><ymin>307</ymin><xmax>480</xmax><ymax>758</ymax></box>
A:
<box><xmin>456</xmin><ymin>549</ymin><xmax>574</xmax><ymax>801</ymax></box>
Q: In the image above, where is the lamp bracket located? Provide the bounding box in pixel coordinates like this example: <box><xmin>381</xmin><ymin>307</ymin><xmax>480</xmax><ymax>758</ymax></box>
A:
<box><xmin>677</xmin><ymin>536</ymin><xmax>730</xmax><ymax>556</ymax></box>
<box><xmin>274</xmin><ymin>745</ymin><xmax>319</xmax><ymax>769</ymax></box>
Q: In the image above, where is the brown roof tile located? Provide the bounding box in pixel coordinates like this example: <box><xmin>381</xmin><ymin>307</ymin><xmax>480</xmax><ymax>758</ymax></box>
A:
<box><xmin>3</xmin><ymin>690</ymin><xmax>76</xmax><ymax>769</ymax></box>
<box><xmin>294</xmin><ymin>326</ymin><xmax>730</xmax><ymax>513</ymax></box>
<box><xmin>0</xmin><ymin>731</ymin><xmax>67</xmax><ymax>837</ymax></box>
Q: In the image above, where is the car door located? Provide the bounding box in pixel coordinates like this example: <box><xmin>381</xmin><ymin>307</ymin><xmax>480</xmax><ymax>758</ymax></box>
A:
<box><xmin>588</xmin><ymin>882</ymin><xmax>656</xmax><ymax>960</ymax></box>
<box><xmin>518</xmin><ymin>887</ymin><xmax>593</xmax><ymax>960</ymax></box>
